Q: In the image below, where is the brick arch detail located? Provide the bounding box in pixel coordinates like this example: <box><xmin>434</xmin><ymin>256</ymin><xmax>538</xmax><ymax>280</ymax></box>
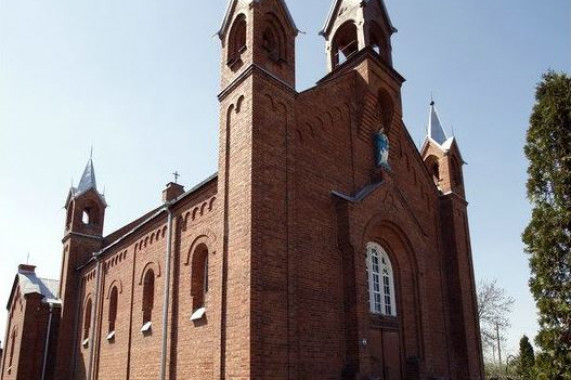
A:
<box><xmin>361</xmin><ymin>215</ymin><xmax>421</xmax><ymax>274</ymax></box>
<box><xmin>106</xmin><ymin>279</ymin><xmax>123</xmax><ymax>299</ymax></box>
<box><xmin>138</xmin><ymin>262</ymin><xmax>161</xmax><ymax>286</ymax></box>
<box><xmin>184</xmin><ymin>230</ymin><xmax>217</xmax><ymax>266</ymax></box>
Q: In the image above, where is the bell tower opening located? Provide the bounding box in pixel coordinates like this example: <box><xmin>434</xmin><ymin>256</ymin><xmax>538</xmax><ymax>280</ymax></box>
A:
<box><xmin>331</xmin><ymin>22</ymin><xmax>359</xmax><ymax>68</ymax></box>
<box><xmin>227</xmin><ymin>14</ymin><xmax>247</xmax><ymax>69</ymax></box>
<box><xmin>321</xmin><ymin>0</ymin><xmax>397</xmax><ymax>73</ymax></box>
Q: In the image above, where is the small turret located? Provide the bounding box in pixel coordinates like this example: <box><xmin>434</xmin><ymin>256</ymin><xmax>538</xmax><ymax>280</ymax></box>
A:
<box><xmin>421</xmin><ymin>100</ymin><xmax>466</xmax><ymax>197</ymax></box>
<box><xmin>321</xmin><ymin>0</ymin><xmax>397</xmax><ymax>72</ymax></box>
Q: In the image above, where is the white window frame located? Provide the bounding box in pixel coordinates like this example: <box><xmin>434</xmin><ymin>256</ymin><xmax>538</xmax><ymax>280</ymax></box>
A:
<box><xmin>366</xmin><ymin>242</ymin><xmax>397</xmax><ymax>316</ymax></box>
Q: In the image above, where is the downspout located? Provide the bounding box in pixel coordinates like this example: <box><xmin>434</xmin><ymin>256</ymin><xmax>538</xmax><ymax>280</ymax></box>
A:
<box><xmin>87</xmin><ymin>258</ymin><xmax>102</xmax><ymax>380</ymax></box>
<box><xmin>159</xmin><ymin>206</ymin><xmax>174</xmax><ymax>380</ymax></box>
<box><xmin>40</xmin><ymin>303</ymin><xmax>55</xmax><ymax>380</ymax></box>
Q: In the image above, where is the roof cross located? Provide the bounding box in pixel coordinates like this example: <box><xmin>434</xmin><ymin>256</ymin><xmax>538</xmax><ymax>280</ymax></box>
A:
<box><xmin>173</xmin><ymin>171</ymin><xmax>181</xmax><ymax>184</ymax></box>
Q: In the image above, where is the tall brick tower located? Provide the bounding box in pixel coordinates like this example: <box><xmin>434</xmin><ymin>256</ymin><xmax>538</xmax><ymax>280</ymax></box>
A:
<box><xmin>216</xmin><ymin>1</ymin><xmax>298</xmax><ymax>378</ymax></box>
<box><xmin>54</xmin><ymin>158</ymin><xmax>106</xmax><ymax>380</ymax></box>
<box><xmin>421</xmin><ymin>101</ymin><xmax>484</xmax><ymax>379</ymax></box>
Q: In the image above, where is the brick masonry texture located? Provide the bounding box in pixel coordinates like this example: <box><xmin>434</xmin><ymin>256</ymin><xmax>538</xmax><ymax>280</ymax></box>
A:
<box><xmin>0</xmin><ymin>0</ymin><xmax>484</xmax><ymax>379</ymax></box>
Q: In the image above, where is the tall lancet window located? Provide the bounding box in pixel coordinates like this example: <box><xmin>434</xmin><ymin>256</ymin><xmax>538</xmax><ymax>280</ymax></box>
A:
<box><xmin>107</xmin><ymin>286</ymin><xmax>118</xmax><ymax>340</ymax></box>
<box><xmin>366</xmin><ymin>242</ymin><xmax>397</xmax><ymax>316</ymax></box>
<box><xmin>83</xmin><ymin>298</ymin><xmax>93</xmax><ymax>346</ymax></box>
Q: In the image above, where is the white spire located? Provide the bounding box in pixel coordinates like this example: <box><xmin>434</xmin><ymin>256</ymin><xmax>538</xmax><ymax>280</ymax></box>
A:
<box><xmin>77</xmin><ymin>158</ymin><xmax>97</xmax><ymax>193</ymax></box>
<box><xmin>428</xmin><ymin>100</ymin><xmax>448</xmax><ymax>145</ymax></box>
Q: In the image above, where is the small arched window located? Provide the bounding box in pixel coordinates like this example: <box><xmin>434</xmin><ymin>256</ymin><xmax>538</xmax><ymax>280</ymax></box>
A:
<box><xmin>82</xmin><ymin>208</ymin><xmax>91</xmax><ymax>224</ymax></box>
<box><xmin>425</xmin><ymin>155</ymin><xmax>440</xmax><ymax>186</ymax></box>
<box><xmin>228</xmin><ymin>14</ymin><xmax>247</xmax><ymax>65</ymax></box>
<box><xmin>83</xmin><ymin>298</ymin><xmax>92</xmax><ymax>344</ymax></box>
<box><xmin>191</xmin><ymin>244</ymin><xmax>209</xmax><ymax>314</ymax></box>
<box><xmin>142</xmin><ymin>269</ymin><xmax>155</xmax><ymax>326</ymax></box>
<box><xmin>108</xmin><ymin>286</ymin><xmax>118</xmax><ymax>335</ymax></box>
<box><xmin>366</xmin><ymin>243</ymin><xmax>396</xmax><ymax>316</ymax></box>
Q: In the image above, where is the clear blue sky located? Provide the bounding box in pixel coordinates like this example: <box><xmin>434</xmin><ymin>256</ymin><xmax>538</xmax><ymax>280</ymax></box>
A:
<box><xmin>0</xmin><ymin>0</ymin><xmax>569</xmax><ymax>357</ymax></box>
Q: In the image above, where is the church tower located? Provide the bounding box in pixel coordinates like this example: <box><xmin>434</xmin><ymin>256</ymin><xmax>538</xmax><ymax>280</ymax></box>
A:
<box><xmin>54</xmin><ymin>158</ymin><xmax>106</xmax><ymax>380</ymax></box>
<box><xmin>216</xmin><ymin>1</ymin><xmax>298</xmax><ymax>379</ymax></box>
<box><xmin>421</xmin><ymin>101</ymin><xmax>484</xmax><ymax>379</ymax></box>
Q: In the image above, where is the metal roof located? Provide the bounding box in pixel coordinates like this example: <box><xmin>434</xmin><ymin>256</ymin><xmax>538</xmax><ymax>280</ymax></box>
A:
<box><xmin>428</xmin><ymin>101</ymin><xmax>448</xmax><ymax>145</ymax></box>
<box><xmin>7</xmin><ymin>267</ymin><xmax>60</xmax><ymax>310</ymax></box>
<box><xmin>78</xmin><ymin>158</ymin><xmax>97</xmax><ymax>193</ymax></box>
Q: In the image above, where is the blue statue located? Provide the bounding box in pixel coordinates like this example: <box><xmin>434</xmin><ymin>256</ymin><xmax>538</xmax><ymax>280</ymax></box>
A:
<box><xmin>374</xmin><ymin>130</ymin><xmax>390</xmax><ymax>170</ymax></box>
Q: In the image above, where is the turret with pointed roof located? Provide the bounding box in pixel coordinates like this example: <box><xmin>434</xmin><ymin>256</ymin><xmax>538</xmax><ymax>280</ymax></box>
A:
<box><xmin>421</xmin><ymin>99</ymin><xmax>466</xmax><ymax>197</ymax></box>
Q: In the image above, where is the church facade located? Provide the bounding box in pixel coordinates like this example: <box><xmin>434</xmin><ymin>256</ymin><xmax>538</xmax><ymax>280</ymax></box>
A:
<box><xmin>1</xmin><ymin>0</ymin><xmax>484</xmax><ymax>379</ymax></box>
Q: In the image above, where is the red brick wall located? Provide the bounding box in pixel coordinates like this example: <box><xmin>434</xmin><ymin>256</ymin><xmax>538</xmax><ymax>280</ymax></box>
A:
<box><xmin>1</xmin><ymin>288</ymin><xmax>58</xmax><ymax>380</ymax></box>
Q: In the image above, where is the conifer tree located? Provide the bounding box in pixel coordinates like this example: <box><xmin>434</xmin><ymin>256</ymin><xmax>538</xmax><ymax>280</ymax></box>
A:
<box><xmin>517</xmin><ymin>335</ymin><xmax>535</xmax><ymax>379</ymax></box>
<box><xmin>522</xmin><ymin>71</ymin><xmax>571</xmax><ymax>379</ymax></box>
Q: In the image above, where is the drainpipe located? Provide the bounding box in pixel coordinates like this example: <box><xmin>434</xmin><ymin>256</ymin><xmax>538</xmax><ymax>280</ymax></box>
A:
<box><xmin>87</xmin><ymin>258</ymin><xmax>102</xmax><ymax>380</ymax></box>
<box><xmin>40</xmin><ymin>302</ymin><xmax>55</xmax><ymax>380</ymax></box>
<box><xmin>159</xmin><ymin>206</ymin><xmax>174</xmax><ymax>380</ymax></box>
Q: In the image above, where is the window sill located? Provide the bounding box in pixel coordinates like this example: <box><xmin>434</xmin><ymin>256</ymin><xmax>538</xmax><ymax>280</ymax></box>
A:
<box><xmin>369</xmin><ymin>313</ymin><xmax>399</xmax><ymax>330</ymax></box>
<box><xmin>190</xmin><ymin>307</ymin><xmax>206</xmax><ymax>322</ymax></box>
<box><xmin>141</xmin><ymin>321</ymin><xmax>152</xmax><ymax>333</ymax></box>
<box><xmin>106</xmin><ymin>331</ymin><xmax>116</xmax><ymax>341</ymax></box>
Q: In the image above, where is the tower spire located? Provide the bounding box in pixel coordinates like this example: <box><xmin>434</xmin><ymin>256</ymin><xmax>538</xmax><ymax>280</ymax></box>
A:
<box><xmin>77</xmin><ymin>157</ymin><xmax>97</xmax><ymax>193</ymax></box>
<box><xmin>427</xmin><ymin>99</ymin><xmax>448</xmax><ymax>145</ymax></box>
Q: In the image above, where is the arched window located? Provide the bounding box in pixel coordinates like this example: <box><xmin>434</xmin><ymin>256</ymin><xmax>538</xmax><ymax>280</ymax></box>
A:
<box><xmin>263</xmin><ymin>27</ymin><xmax>279</xmax><ymax>61</ymax></box>
<box><xmin>142</xmin><ymin>269</ymin><xmax>155</xmax><ymax>327</ymax></box>
<box><xmin>83</xmin><ymin>298</ymin><xmax>92</xmax><ymax>344</ymax></box>
<box><xmin>366</xmin><ymin>243</ymin><xmax>396</xmax><ymax>316</ymax></box>
<box><xmin>228</xmin><ymin>14</ymin><xmax>247</xmax><ymax>65</ymax></box>
<box><xmin>191</xmin><ymin>244</ymin><xmax>209</xmax><ymax>315</ymax></box>
<box><xmin>82</xmin><ymin>208</ymin><xmax>91</xmax><ymax>224</ymax></box>
<box><xmin>8</xmin><ymin>328</ymin><xmax>16</xmax><ymax>369</ymax></box>
<box><xmin>332</xmin><ymin>22</ymin><xmax>359</xmax><ymax>68</ymax></box>
<box><xmin>425</xmin><ymin>155</ymin><xmax>441</xmax><ymax>186</ymax></box>
<box><xmin>108</xmin><ymin>286</ymin><xmax>118</xmax><ymax>335</ymax></box>
<box><xmin>368</xmin><ymin>22</ymin><xmax>390</xmax><ymax>64</ymax></box>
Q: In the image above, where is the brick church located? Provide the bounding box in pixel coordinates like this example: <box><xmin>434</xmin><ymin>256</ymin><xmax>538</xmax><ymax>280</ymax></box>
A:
<box><xmin>1</xmin><ymin>0</ymin><xmax>484</xmax><ymax>379</ymax></box>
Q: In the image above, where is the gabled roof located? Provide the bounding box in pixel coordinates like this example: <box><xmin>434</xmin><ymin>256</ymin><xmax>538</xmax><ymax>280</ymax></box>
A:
<box><xmin>218</xmin><ymin>0</ymin><xmax>299</xmax><ymax>39</ymax></box>
<box><xmin>320</xmin><ymin>0</ymin><xmax>397</xmax><ymax>38</ymax></box>
<box><xmin>7</xmin><ymin>266</ymin><xmax>60</xmax><ymax>310</ymax></box>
